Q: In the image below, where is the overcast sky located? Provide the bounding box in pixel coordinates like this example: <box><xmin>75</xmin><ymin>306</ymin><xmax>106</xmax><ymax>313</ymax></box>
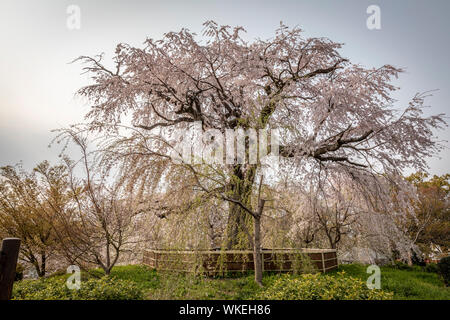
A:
<box><xmin>0</xmin><ymin>0</ymin><xmax>449</xmax><ymax>175</ymax></box>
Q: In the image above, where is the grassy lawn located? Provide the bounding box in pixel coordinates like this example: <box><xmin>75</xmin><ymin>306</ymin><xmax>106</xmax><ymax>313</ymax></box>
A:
<box><xmin>328</xmin><ymin>264</ymin><xmax>450</xmax><ymax>300</ymax></box>
<box><xmin>84</xmin><ymin>264</ymin><xmax>450</xmax><ymax>300</ymax></box>
<box><xmin>13</xmin><ymin>263</ymin><xmax>449</xmax><ymax>300</ymax></box>
<box><xmin>100</xmin><ymin>265</ymin><xmax>264</xmax><ymax>300</ymax></box>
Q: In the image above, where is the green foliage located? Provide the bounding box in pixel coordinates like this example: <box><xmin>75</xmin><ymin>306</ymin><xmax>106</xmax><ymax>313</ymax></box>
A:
<box><xmin>393</xmin><ymin>261</ymin><xmax>413</xmax><ymax>271</ymax></box>
<box><xmin>0</xmin><ymin>163</ymin><xmax>62</xmax><ymax>277</ymax></box>
<box><xmin>77</xmin><ymin>277</ymin><xmax>144</xmax><ymax>300</ymax></box>
<box><xmin>289</xmin><ymin>252</ymin><xmax>318</xmax><ymax>275</ymax></box>
<box><xmin>258</xmin><ymin>272</ymin><xmax>393</xmax><ymax>300</ymax></box>
<box><xmin>11</xmin><ymin>264</ymin><xmax>450</xmax><ymax>300</ymax></box>
<box><xmin>15</xmin><ymin>263</ymin><xmax>24</xmax><ymax>281</ymax></box>
<box><xmin>437</xmin><ymin>256</ymin><xmax>450</xmax><ymax>286</ymax></box>
<box><xmin>333</xmin><ymin>264</ymin><xmax>450</xmax><ymax>300</ymax></box>
<box><xmin>12</xmin><ymin>276</ymin><xmax>144</xmax><ymax>300</ymax></box>
<box><xmin>106</xmin><ymin>265</ymin><xmax>160</xmax><ymax>290</ymax></box>
<box><xmin>406</xmin><ymin>172</ymin><xmax>450</xmax><ymax>254</ymax></box>
<box><xmin>424</xmin><ymin>263</ymin><xmax>439</xmax><ymax>273</ymax></box>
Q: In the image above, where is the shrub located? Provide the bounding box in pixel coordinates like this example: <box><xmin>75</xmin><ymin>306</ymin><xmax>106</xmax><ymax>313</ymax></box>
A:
<box><xmin>15</xmin><ymin>263</ymin><xmax>24</xmax><ymax>281</ymax></box>
<box><xmin>12</xmin><ymin>276</ymin><xmax>144</xmax><ymax>300</ymax></box>
<box><xmin>291</xmin><ymin>252</ymin><xmax>318</xmax><ymax>275</ymax></box>
<box><xmin>437</xmin><ymin>256</ymin><xmax>450</xmax><ymax>286</ymax></box>
<box><xmin>393</xmin><ymin>261</ymin><xmax>413</xmax><ymax>271</ymax></box>
<box><xmin>424</xmin><ymin>263</ymin><xmax>439</xmax><ymax>274</ymax></box>
<box><xmin>75</xmin><ymin>277</ymin><xmax>144</xmax><ymax>300</ymax></box>
<box><xmin>258</xmin><ymin>272</ymin><xmax>393</xmax><ymax>300</ymax></box>
<box><xmin>412</xmin><ymin>252</ymin><xmax>426</xmax><ymax>266</ymax></box>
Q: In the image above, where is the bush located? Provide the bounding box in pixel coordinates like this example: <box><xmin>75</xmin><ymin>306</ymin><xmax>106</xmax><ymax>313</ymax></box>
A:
<box><xmin>424</xmin><ymin>263</ymin><xmax>439</xmax><ymax>274</ymax></box>
<box><xmin>412</xmin><ymin>251</ymin><xmax>426</xmax><ymax>266</ymax></box>
<box><xmin>393</xmin><ymin>261</ymin><xmax>413</xmax><ymax>271</ymax></box>
<box><xmin>258</xmin><ymin>272</ymin><xmax>393</xmax><ymax>300</ymax></box>
<box><xmin>15</xmin><ymin>263</ymin><xmax>24</xmax><ymax>281</ymax></box>
<box><xmin>12</xmin><ymin>276</ymin><xmax>144</xmax><ymax>300</ymax></box>
<box><xmin>437</xmin><ymin>256</ymin><xmax>450</xmax><ymax>286</ymax></box>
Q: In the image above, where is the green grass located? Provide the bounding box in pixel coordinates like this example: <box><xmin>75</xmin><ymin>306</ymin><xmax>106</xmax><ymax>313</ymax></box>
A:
<box><xmin>113</xmin><ymin>266</ymin><xmax>262</xmax><ymax>299</ymax></box>
<box><xmin>328</xmin><ymin>264</ymin><xmax>450</xmax><ymax>300</ymax></box>
<box><xmin>16</xmin><ymin>263</ymin><xmax>449</xmax><ymax>300</ymax></box>
<box><xmin>43</xmin><ymin>265</ymin><xmax>263</xmax><ymax>299</ymax></box>
<box><xmin>92</xmin><ymin>264</ymin><xmax>450</xmax><ymax>300</ymax></box>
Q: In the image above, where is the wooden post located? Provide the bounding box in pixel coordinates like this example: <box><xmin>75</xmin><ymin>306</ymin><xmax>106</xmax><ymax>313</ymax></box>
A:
<box><xmin>321</xmin><ymin>252</ymin><xmax>326</xmax><ymax>273</ymax></box>
<box><xmin>0</xmin><ymin>238</ymin><xmax>21</xmax><ymax>300</ymax></box>
<box><xmin>261</xmin><ymin>251</ymin><xmax>264</xmax><ymax>274</ymax></box>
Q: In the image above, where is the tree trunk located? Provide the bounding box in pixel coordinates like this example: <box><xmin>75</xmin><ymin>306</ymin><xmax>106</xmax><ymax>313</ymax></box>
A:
<box><xmin>106</xmin><ymin>241</ymin><xmax>111</xmax><ymax>273</ymax></box>
<box><xmin>226</xmin><ymin>164</ymin><xmax>256</xmax><ymax>249</ymax></box>
<box><xmin>40</xmin><ymin>251</ymin><xmax>46</xmax><ymax>277</ymax></box>
<box><xmin>226</xmin><ymin>200</ymin><xmax>253</xmax><ymax>249</ymax></box>
<box><xmin>253</xmin><ymin>199</ymin><xmax>265</xmax><ymax>287</ymax></box>
<box><xmin>327</xmin><ymin>235</ymin><xmax>337</xmax><ymax>249</ymax></box>
<box><xmin>406</xmin><ymin>250</ymin><xmax>413</xmax><ymax>266</ymax></box>
<box><xmin>325</xmin><ymin>231</ymin><xmax>339</xmax><ymax>250</ymax></box>
<box><xmin>253</xmin><ymin>214</ymin><xmax>263</xmax><ymax>287</ymax></box>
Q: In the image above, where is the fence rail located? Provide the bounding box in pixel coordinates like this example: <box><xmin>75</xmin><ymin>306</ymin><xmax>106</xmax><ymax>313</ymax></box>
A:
<box><xmin>143</xmin><ymin>248</ymin><xmax>338</xmax><ymax>274</ymax></box>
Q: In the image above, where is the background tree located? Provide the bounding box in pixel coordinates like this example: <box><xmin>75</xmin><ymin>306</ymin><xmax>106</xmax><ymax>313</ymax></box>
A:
<box><xmin>282</xmin><ymin>170</ymin><xmax>418</xmax><ymax>263</ymax></box>
<box><xmin>406</xmin><ymin>172</ymin><xmax>450</xmax><ymax>257</ymax></box>
<box><xmin>0</xmin><ymin>162</ymin><xmax>64</xmax><ymax>277</ymax></box>
<box><xmin>309</xmin><ymin>176</ymin><xmax>360</xmax><ymax>250</ymax></box>
<box><xmin>50</xmin><ymin>129</ymin><xmax>142</xmax><ymax>275</ymax></box>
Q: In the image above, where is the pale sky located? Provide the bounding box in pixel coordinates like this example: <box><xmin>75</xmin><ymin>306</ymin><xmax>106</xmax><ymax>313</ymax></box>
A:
<box><xmin>0</xmin><ymin>0</ymin><xmax>449</xmax><ymax>175</ymax></box>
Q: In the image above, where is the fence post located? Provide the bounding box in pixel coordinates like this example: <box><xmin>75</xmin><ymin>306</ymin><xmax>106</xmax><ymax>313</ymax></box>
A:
<box><xmin>321</xmin><ymin>251</ymin><xmax>326</xmax><ymax>273</ymax></box>
<box><xmin>0</xmin><ymin>238</ymin><xmax>21</xmax><ymax>300</ymax></box>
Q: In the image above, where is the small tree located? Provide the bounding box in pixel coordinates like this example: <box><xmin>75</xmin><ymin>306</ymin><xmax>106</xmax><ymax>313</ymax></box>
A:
<box><xmin>406</xmin><ymin>172</ymin><xmax>450</xmax><ymax>256</ymax></box>
<box><xmin>50</xmin><ymin>129</ymin><xmax>141</xmax><ymax>275</ymax></box>
<box><xmin>0</xmin><ymin>162</ymin><xmax>63</xmax><ymax>277</ymax></box>
<box><xmin>309</xmin><ymin>175</ymin><xmax>365</xmax><ymax>250</ymax></box>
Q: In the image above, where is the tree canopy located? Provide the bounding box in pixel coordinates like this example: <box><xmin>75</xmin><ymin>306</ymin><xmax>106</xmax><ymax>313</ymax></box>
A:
<box><xmin>72</xmin><ymin>21</ymin><xmax>446</xmax><ymax>249</ymax></box>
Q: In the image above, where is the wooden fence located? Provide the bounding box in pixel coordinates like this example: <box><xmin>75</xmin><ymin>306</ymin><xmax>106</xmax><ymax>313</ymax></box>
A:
<box><xmin>143</xmin><ymin>248</ymin><xmax>338</xmax><ymax>274</ymax></box>
<box><xmin>0</xmin><ymin>238</ymin><xmax>21</xmax><ymax>300</ymax></box>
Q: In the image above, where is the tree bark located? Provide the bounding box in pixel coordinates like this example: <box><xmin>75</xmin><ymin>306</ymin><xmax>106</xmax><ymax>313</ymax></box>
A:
<box><xmin>253</xmin><ymin>215</ymin><xmax>263</xmax><ymax>287</ymax></box>
<box><xmin>253</xmin><ymin>199</ymin><xmax>265</xmax><ymax>287</ymax></box>
<box><xmin>226</xmin><ymin>164</ymin><xmax>256</xmax><ymax>249</ymax></box>
<box><xmin>406</xmin><ymin>250</ymin><xmax>413</xmax><ymax>266</ymax></box>
<box><xmin>40</xmin><ymin>251</ymin><xmax>46</xmax><ymax>277</ymax></box>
